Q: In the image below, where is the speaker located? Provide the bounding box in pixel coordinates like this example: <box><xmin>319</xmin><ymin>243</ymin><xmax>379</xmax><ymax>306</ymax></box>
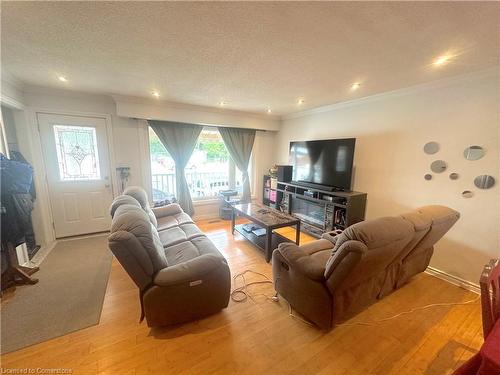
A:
<box><xmin>277</xmin><ymin>165</ymin><xmax>293</xmax><ymax>182</ymax></box>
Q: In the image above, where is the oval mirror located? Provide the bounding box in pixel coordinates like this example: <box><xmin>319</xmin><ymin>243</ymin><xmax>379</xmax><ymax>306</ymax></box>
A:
<box><xmin>462</xmin><ymin>190</ymin><xmax>473</xmax><ymax>198</ymax></box>
<box><xmin>424</xmin><ymin>174</ymin><xmax>432</xmax><ymax>180</ymax></box>
<box><xmin>464</xmin><ymin>146</ymin><xmax>485</xmax><ymax>161</ymax></box>
<box><xmin>449</xmin><ymin>173</ymin><xmax>459</xmax><ymax>180</ymax></box>
<box><xmin>423</xmin><ymin>142</ymin><xmax>440</xmax><ymax>155</ymax></box>
<box><xmin>474</xmin><ymin>175</ymin><xmax>495</xmax><ymax>189</ymax></box>
<box><xmin>430</xmin><ymin>160</ymin><xmax>447</xmax><ymax>173</ymax></box>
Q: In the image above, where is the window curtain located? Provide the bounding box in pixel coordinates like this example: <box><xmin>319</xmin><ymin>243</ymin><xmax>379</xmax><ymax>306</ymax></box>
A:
<box><xmin>148</xmin><ymin>120</ymin><xmax>202</xmax><ymax>216</ymax></box>
<box><xmin>218</xmin><ymin>127</ymin><xmax>256</xmax><ymax>203</ymax></box>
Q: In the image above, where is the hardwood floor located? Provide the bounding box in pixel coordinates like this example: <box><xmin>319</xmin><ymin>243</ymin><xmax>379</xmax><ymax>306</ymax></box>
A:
<box><xmin>1</xmin><ymin>219</ymin><xmax>482</xmax><ymax>374</ymax></box>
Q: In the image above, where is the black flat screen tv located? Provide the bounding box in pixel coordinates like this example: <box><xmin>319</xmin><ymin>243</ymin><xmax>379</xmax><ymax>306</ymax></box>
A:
<box><xmin>289</xmin><ymin>138</ymin><xmax>356</xmax><ymax>190</ymax></box>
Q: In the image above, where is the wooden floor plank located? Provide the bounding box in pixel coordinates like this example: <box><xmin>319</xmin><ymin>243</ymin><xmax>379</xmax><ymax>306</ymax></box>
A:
<box><xmin>1</xmin><ymin>218</ymin><xmax>483</xmax><ymax>374</ymax></box>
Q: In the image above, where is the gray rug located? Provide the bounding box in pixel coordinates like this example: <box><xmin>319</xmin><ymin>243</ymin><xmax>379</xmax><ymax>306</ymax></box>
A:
<box><xmin>1</xmin><ymin>235</ymin><xmax>112</xmax><ymax>354</ymax></box>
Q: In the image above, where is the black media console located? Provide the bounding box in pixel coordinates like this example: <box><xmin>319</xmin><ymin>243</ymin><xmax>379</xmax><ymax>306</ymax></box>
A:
<box><xmin>263</xmin><ymin>176</ymin><xmax>367</xmax><ymax>238</ymax></box>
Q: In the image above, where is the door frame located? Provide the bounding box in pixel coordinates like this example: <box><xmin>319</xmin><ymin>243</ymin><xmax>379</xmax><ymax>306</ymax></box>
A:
<box><xmin>26</xmin><ymin>108</ymin><xmax>118</xmax><ymax>244</ymax></box>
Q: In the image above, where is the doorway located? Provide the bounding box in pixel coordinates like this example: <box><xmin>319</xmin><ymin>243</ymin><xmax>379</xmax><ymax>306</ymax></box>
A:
<box><xmin>38</xmin><ymin>113</ymin><xmax>113</xmax><ymax>238</ymax></box>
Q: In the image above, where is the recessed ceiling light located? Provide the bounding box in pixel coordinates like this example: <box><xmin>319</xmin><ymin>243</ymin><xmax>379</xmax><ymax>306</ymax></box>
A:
<box><xmin>219</xmin><ymin>101</ymin><xmax>226</xmax><ymax>107</ymax></box>
<box><xmin>433</xmin><ymin>55</ymin><xmax>452</xmax><ymax>66</ymax></box>
<box><xmin>267</xmin><ymin>108</ymin><xmax>272</xmax><ymax>114</ymax></box>
<box><xmin>152</xmin><ymin>91</ymin><xmax>160</xmax><ymax>98</ymax></box>
<box><xmin>351</xmin><ymin>82</ymin><xmax>361</xmax><ymax>90</ymax></box>
<box><xmin>58</xmin><ymin>76</ymin><xmax>67</xmax><ymax>82</ymax></box>
<box><xmin>297</xmin><ymin>98</ymin><xmax>305</xmax><ymax>105</ymax></box>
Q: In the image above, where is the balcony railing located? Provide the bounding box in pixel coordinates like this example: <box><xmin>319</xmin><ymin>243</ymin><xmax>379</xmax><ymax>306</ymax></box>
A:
<box><xmin>152</xmin><ymin>172</ymin><xmax>240</xmax><ymax>201</ymax></box>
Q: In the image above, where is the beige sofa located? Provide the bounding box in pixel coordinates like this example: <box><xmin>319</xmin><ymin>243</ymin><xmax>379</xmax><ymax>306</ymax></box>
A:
<box><xmin>108</xmin><ymin>187</ymin><xmax>231</xmax><ymax>327</ymax></box>
<box><xmin>272</xmin><ymin>205</ymin><xmax>459</xmax><ymax>330</ymax></box>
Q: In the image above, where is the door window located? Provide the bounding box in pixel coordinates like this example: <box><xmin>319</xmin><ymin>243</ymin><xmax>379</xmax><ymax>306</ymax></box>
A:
<box><xmin>53</xmin><ymin>125</ymin><xmax>101</xmax><ymax>181</ymax></box>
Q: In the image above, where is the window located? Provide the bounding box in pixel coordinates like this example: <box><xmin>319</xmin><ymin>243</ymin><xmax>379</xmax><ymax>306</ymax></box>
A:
<box><xmin>149</xmin><ymin>127</ymin><xmax>251</xmax><ymax>202</ymax></box>
<box><xmin>53</xmin><ymin>125</ymin><xmax>100</xmax><ymax>181</ymax></box>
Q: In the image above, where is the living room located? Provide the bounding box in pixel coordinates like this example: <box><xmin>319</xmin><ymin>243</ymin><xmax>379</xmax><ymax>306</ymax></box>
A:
<box><xmin>1</xmin><ymin>2</ymin><xmax>499</xmax><ymax>374</ymax></box>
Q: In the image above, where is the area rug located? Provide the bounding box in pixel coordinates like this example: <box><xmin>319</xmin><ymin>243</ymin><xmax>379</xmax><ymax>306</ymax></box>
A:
<box><xmin>1</xmin><ymin>235</ymin><xmax>112</xmax><ymax>354</ymax></box>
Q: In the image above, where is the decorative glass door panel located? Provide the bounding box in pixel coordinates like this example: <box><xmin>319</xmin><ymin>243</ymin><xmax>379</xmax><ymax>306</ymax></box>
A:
<box><xmin>53</xmin><ymin>125</ymin><xmax>101</xmax><ymax>181</ymax></box>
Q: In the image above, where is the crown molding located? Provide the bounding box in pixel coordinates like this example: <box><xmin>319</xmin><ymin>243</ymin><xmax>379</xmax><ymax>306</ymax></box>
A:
<box><xmin>282</xmin><ymin>66</ymin><xmax>500</xmax><ymax>121</ymax></box>
<box><xmin>1</xmin><ymin>74</ymin><xmax>26</xmax><ymax>109</ymax></box>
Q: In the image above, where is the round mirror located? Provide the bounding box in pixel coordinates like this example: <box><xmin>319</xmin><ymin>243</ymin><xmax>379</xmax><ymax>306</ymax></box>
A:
<box><xmin>449</xmin><ymin>173</ymin><xmax>459</xmax><ymax>180</ymax></box>
<box><xmin>464</xmin><ymin>146</ymin><xmax>485</xmax><ymax>161</ymax></box>
<box><xmin>474</xmin><ymin>175</ymin><xmax>495</xmax><ymax>189</ymax></box>
<box><xmin>424</xmin><ymin>174</ymin><xmax>432</xmax><ymax>180</ymax></box>
<box><xmin>462</xmin><ymin>190</ymin><xmax>474</xmax><ymax>198</ymax></box>
<box><xmin>423</xmin><ymin>142</ymin><xmax>440</xmax><ymax>155</ymax></box>
<box><xmin>430</xmin><ymin>160</ymin><xmax>447</xmax><ymax>173</ymax></box>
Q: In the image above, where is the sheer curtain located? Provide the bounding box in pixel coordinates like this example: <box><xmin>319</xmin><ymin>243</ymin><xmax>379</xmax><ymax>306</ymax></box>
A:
<box><xmin>218</xmin><ymin>127</ymin><xmax>256</xmax><ymax>203</ymax></box>
<box><xmin>148</xmin><ymin>120</ymin><xmax>202</xmax><ymax>215</ymax></box>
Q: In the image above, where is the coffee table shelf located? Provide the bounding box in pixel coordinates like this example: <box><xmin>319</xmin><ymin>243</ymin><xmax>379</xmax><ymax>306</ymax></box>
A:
<box><xmin>231</xmin><ymin>202</ymin><xmax>301</xmax><ymax>262</ymax></box>
<box><xmin>233</xmin><ymin>224</ymin><xmax>293</xmax><ymax>256</ymax></box>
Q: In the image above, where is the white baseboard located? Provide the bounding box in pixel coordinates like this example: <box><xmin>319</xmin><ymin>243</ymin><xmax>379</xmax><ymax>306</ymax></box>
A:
<box><xmin>28</xmin><ymin>241</ymin><xmax>57</xmax><ymax>267</ymax></box>
<box><xmin>193</xmin><ymin>213</ymin><xmax>222</xmax><ymax>221</ymax></box>
<box><xmin>425</xmin><ymin>266</ymin><xmax>480</xmax><ymax>294</ymax></box>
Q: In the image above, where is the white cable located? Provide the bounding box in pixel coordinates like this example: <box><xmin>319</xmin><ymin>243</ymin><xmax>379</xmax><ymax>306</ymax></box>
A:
<box><xmin>335</xmin><ymin>295</ymin><xmax>480</xmax><ymax>327</ymax></box>
<box><xmin>230</xmin><ymin>270</ymin><xmax>274</xmax><ymax>302</ymax></box>
<box><xmin>230</xmin><ymin>269</ymin><xmax>480</xmax><ymax>327</ymax></box>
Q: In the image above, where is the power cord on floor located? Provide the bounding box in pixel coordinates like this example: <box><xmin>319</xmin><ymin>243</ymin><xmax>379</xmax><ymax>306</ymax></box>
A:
<box><xmin>230</xmin><ymin>270</ymin><xmax>275</xmax><ymax>303</ymax></box>
<box><xmin>230</xmin><ymin>269</ymin><xmax>480</xmax><ymax>327</ymax></box>
<box><xmin>334</xmin><ymin>295</ymin><xmax>480</xmax><ymax>327</ymax></box>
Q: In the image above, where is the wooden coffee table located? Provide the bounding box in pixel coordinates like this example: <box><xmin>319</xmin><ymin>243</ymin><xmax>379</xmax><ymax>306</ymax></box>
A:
<box><xmin>231</xmin><ymin>202</ymin><xmax>300</xmax><ymax>262</ymax></box>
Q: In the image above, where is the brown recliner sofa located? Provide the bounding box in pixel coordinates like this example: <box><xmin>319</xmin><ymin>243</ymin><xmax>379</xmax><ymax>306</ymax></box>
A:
<box><xmin>272</xmin><ymin>205</ymin><xmax>459</xmax><ymax>330</ymax></box>
<box><xmin>108</xmin><ymin>186</ymin><xmax>231</xmax><ymax>327</ymax></box>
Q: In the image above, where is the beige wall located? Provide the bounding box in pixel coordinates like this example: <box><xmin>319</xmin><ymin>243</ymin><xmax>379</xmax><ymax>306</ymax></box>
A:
<box><xmin>275</xmin><ymin>69</ymin><xmax>500</xmax><ymax>284</ymax></box>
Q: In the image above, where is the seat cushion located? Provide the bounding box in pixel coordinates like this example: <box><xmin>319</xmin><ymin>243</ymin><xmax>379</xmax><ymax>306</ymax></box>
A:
<box><xmin>159</xmin><ymin>223</ymin><xmax>205</xmax><ymax>248</ymax></box>
<box><xmin>157</xmin><ymin>212</ymin><xmax>194</xmax><ymax>231</ymax></box>
<box><xmin>164</xmin><ymin>235</ymin><xmax>223</xmax><ymax>266</ymax></box>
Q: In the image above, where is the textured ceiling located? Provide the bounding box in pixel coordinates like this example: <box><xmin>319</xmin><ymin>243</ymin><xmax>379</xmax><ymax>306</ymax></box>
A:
<box><xmin>2</xmin><ymin>1</ymin><xmax>500</xmax><ymax>116</ymax></box>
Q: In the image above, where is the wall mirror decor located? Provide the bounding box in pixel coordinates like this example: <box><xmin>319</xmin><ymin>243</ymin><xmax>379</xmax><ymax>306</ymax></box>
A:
<box><xmin>464</xmin><ymin>146</ymin><xmax>485</xmax><ymax>161</ymax></box>
<box><xmin>430</xmin><ymin>160</ymin><xmax>447</xmax><ymax>173</ymax></box>
<box><xmin>424</xmin><ymin>174</ymin><xmax>432</xmax><ymax>180</ymax></box>
<box><xmin>423</xmin><ymin>142</ymin><xmax>440</xmax><ymax>155</ymax></box>
<box><xmin>462</xmin><ymin>190</ymin><xmax>473</xmax><ymax>198</ymax></box>
<box><xmin>449</xmin><ymin>173</ymin><xmax>459</xmax><ymax>180</ymax></box>
<box><xmin>474</xmin><ymin>175</ymin><xmax>495</xmax><ymax>189</ymax></box>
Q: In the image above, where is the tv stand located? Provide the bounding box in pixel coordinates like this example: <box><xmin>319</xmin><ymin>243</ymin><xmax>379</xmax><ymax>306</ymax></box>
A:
<box><xmin>263</xmin><ymin>177</ymin><xmax>367</xmax><ymax>238</ymax></box>
<box><xmin>292</xmin><ymin>181</ymin><xmax>344</xmax><ymax>192</ymax></box>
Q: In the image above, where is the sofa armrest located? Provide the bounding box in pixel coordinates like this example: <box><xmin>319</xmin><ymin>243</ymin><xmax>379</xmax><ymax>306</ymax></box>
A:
<box><xmin>274</xmin><ymin>242</ymin><xmax>326</xmax><ymax>281</ymax></box>
<box><xmin>153</xmin><ymin>254</ymin><xmax>225</xmax><ymax>287</ymax></box>
<box><xmin>324</xmin><ymin>240</ymin><xmax>367</xmax><ymax>287</ymax></box>
<box><xmin>321</xmin><ymin>231</ymin><xmax>341</xmax><ymax>245</ymax></box>
<box><xmin>152</xmin><ymin>203</ymin><xmax>183</xmax><ymax>219</ymax></box>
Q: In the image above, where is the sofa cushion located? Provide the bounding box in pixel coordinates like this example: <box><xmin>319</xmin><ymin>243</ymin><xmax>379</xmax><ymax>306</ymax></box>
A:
<box><xmin>164</xmin><ymin>240</ymin><xmax>201</xmax><ymax>265</ymax></box>
<box><xmin>334</xmin><ymin>216</ymin><xmax>414</xmax><ymax>252</ymax></box>
<box><xmin>123</xmin><ymin>186</ymin><xmax>149</xmax><ymax>208</ymax></box>
<box><xmin>158</xmin><ymin>223</ymin><xmax>205</xmax><ymax>248</ymax></box>
<box><xmin>164</xmin><ymin>235</ymin><xmax>223</xmax><ymax>266</ymax></box>
<box><xmin>153</xmin><ymin>203</ymin><xmax>182</xmax><ymax>219</ymax></box>
<box><xmin>157</xmin><ymin>212</ymin><xmax>194</xmax><ymax>231</ymax></box>
<box><xmin>123</xmin><ymin>186</ymin><xmax>158</xmax><ymax>228</ymax></box>
<box><xmin>109</xmin><ymin>195</ymin><xmax>141</xmax><ymax>218</ymax></box>
<box><xmin>111</xmin><ymin>204</ymin><xmax>168</xmax><ymax>272</ymax></box>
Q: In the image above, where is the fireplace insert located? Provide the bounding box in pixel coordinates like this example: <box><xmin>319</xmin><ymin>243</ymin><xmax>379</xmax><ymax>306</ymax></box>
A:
<box><xmin>290</xmin><ymin>196</ymin><xmax>326</xmax><ymax>228</ymax></box>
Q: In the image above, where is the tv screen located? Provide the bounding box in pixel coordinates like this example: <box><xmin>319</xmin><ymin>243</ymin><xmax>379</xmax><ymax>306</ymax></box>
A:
<box><xmin>289</xmin><ymin>138</ymin><xmax>356</xmax><ymax>190</ymax></box>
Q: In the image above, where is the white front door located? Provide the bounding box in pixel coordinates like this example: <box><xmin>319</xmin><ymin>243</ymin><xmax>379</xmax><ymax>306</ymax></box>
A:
<box><xmin>38</xmin><ymin>113</ymin><xmax>113</xmax><ymax>238</ymax></box>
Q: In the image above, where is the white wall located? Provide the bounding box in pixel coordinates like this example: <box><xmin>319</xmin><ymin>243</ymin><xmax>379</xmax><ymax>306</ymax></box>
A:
<box><xmin>275</xmin><ymin>69</ymin><xmax>500</xmax><ymax>284</ymax></box>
